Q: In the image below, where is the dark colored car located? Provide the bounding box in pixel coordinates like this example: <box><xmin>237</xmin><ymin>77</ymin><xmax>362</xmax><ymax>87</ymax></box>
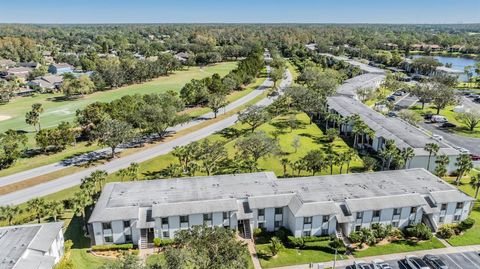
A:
<box><xmin>471</xmin><ymin>154</ymin><xmax>480</xmax><ymax>161</ymax></box>
<box><xmin>474</xmin><ymin>97</ymin><xmax>480</xmax><ymax>103</ymax></box>
<box><xmin>441</xmin><ymin>122</ymin><xmax>457</xmax><ymax>128</ymax></box>
<box><xmin>406</xmin><ymin>256</ymin><xmax>430</xmax><ymax>269</ymax></box>
<box><xmin>424</xmin><ymin>113</ymin><xmax>433</xmax><ymax>120</ymax></box>
<box><xmin>387</xmin><ymin>96</ymin><xmax>396</xmax><ymax>102</ymax></box>
<box><xmin>423</xmin><ymin>254</ymin><xmax>448</xmax><ymax>269</ymax></box>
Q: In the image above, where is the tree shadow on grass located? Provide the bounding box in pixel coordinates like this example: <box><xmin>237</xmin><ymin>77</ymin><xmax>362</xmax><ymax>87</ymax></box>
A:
<box><xmin>64</xmin><ymin>214</ymin><xmax>91</xmax><ymax>249</ymax></box>
<box><xmin>215</xmin><ymin>127</ymin><xmax>249</xmax><ymax>140</ymax></box>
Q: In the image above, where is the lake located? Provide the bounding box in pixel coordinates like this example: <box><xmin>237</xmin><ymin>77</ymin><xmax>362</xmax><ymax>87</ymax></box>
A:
<box><xmin>411</xmin><ymin>55</ymin><xmax>479</xmax><ymax>81</ymax></box>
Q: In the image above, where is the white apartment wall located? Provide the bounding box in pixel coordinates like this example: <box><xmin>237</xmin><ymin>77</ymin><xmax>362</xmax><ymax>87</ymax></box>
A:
<box><xmin>434</xmin><ymin>201</ymin><xmax>473</xmax><ymax>225</ymax></box>
<box><xmin>347</xmin><ymin>206</ymin><xmax>421</xmax><ymax>234</ymax></box>
<box><xmin>409</xmin><ymin>155</ymin><xmax>458</xmax><ymax>173</ymax></box>
<box><xmin>47</xmin><ymin>230</ymin><xmax>65</xmax><ymax>263</ymax></box>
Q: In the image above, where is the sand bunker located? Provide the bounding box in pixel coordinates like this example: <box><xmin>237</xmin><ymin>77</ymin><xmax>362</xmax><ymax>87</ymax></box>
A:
<box><xmin>0</xmin><ymin>115</ymin><xmax>12</xmax><ymax>122</ymax></box>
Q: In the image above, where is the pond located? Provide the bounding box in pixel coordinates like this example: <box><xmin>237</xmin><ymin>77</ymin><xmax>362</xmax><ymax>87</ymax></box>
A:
<box><xmin>411</xmin><ymin>55</ymin><xmax>479</xmax><ymax>81</ymax></box>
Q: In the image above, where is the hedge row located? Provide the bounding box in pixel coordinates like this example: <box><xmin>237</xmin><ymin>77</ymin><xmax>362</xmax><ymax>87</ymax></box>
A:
<box><xmin>91</xmin><ymin>243</ymin><xmax>134</xmax><ymax>251</ymax></box>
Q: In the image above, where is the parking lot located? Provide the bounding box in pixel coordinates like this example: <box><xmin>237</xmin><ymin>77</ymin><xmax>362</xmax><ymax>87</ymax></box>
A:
<box><xmin>340</xmin><ymin>251</ymin><xmax>480</xmax><ymax>269</ymax></box>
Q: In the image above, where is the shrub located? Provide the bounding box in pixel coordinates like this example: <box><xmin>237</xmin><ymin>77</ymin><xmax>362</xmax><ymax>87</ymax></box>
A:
<box><xmin>153</xmin><ymin>238</ymin><xmax>174</xmax><ymax>247</ymax></box>
<box><xmin>303</xmin><ymin>236</ymin><xmax>330</xmax><ymax>242</ymax></box>
<box><xmin>437</xmin><ymin>225</ymin><xmax>455</xmax><ymax>239</ymax></box>
<box><xmin>389</xmin><ymin>228</ymin><xmax>404</xmax><ymax>239</ymax></box>
<box><xmin>404</xmin><ymin>223</ymin><xmax>432</xmax><ymax>240</ymax></box>
<box><xmin>253</xmin><ymin>227</ymin><xmax>264</xmax><ymax>238</ymax></box>
<box><xmin>329</xmin><ymin>238</ymin><xmax>344</xmax><ymax>249</ymax></box>
<box><xmin>274</xmin><ymin>227</ymin><xmax>292</xmax><ymax>242</ymax></box>
<box><xmin>91</xmin><ymin>244</ymin><xmax>134</xmax><ymax>251</ymax></box>
<box><xmin>269</xmin><ymin>236</ymin><xmax>284</xmax><ymax>256</ymax></box>
<box><xmin>458</xmin><ymin>218</ymin><xmax>475</xmax><ymax>231</ymax></box>
<box><xmin>349</xmin><ymin>231</ymin><xmax>362</xmax><ymax>243</ymax></box>
<box><xmin>287</xmin><ymin>236</ymin><xmax>305</xmax><ymax>248</ymax></box>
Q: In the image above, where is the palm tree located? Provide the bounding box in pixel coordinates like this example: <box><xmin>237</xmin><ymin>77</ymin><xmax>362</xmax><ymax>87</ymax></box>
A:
<box><xmin>379</xmin><ymin>140</ymin><xmax>398</xmax><ymax>170</ymax></box>
<box><xmin>424</xmin><ymin>143</ymin><xmax>440</xmax><ymax>171</ymax></box>
<box><xmin>401</xmin><ymin>147</ymin><xmax>415</xmax><ymax>169</ymax></box>
<box><xmin>73</xmin><ymin>190</ymin><xmax>93</xmax><ymax>232</ymax></box>
<box><xmin>325</xmin><ymin>143</ymin><xmax>338</xmax><ymax>175</ymax></box>
<box><xmin>27</xmin><ymin>198</ymin><xmax>46</xmax><ymax>223</ymax></box>
<box><xmin>280</xmin><ymin>158</ymin><xmax>290</xmax><ymax>177</ymax></box>
<box><xmin>47</xmin><ymin>201</ymin><xmax>64</xmax><ymax>222</ymax></box>
<box><xmin>455</xmin><ymin>154</ymin><xmax>473</xmax><ymax>186</ymax></box>
<box><xmin>127</xmin><ymin>162</ymin><xmax>140</xmax><ymax>180</ymax></box>
<box><xmin>345</xmin><ymin>148</ymin><xmax>356</xmax><ymax>173</ymax></box>
<box><xmin>434</xmin><ymin>154</ymin><xmax>450</xmax><ymax>178</ymax></box>
<box><xmin>0</xmin><ymin>205</ymin><xmax>22</xmax><ymax>225</ymax></box>
<box><xmin>90</xmin><ymin>170</ymin><xmax>108</xmax><ymax>191</ymax></box>
<box><xmin>290</xmin><ymin>160</ymin><xmax>306</xmax><ymax>176</ymax></box>
<box><xmin>117</xmin><ymin>168</ymin><xmax>128</xmax><ymax>181</ymax></box>
<box><xmin>337</xmin><ymin>153</ymin><xmax>348</xmax><ymax>174</ymax></box>
<box><xmin>80</xmin><ymin>176</ymin><xmax>96</xmax><ymax>198</ymax></box>
<box><xmin>470</xmin><ymin>174</ymin><xmax>480</xmax><ymax>199</ymax></box>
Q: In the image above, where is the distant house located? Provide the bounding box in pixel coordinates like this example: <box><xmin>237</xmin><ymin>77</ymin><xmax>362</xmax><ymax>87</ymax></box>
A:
<box><xmin>48</xmin><ymin>63</ymin><xmax>74</xmax><ymax>74</ymax></box>
<box><xmin>174</xmin><ymin>52</ymin><xmax>190</xmax><ymax>62</ymax></box>
<box><xmin>0</xmin><ymin>59</ymin><xmax>15</xmax><ymax>69</ymax></box>
<box><xmin>29</xmin><ymin>74</ymin><xmax>64</xmax><ymax>91</ymax></box>
<box><xmin>448</xmin><ymin>45</ymin><xmax>465</xmax><ymax>53</ymax></box>
<box><xmin>383</xmin><ymin>43</ymin><xmax>399</xmax><ymax>50</ymax></box>
<box><xmin>410</xmin><ymin>44</ymin><xmax>442</xmax><ymax>52</ymax></box>
<box><xmin>2</xmin><ymin>67</ymin><xmax>32</xmax><ymax>81</ymax></box>
<box><xmin>19</xmin><ymin>61</ymin><xmax>40</xmax><ymax>69</ymax></box>
<box><xmin>0</xmin><ymin>222</ymin><xmax>65</xmax><ymax>269</ymax></box>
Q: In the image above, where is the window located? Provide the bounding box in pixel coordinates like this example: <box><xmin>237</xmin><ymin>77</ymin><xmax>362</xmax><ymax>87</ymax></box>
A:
<box><xmin>258</xmin><ymin>209</ymin><xmax>265</xmax><ymax>217</ymax></box>
<box><xmin>303</xmin><ymin>231</ymin><xmax>311</xmax><ymax>237</ymax></box>
<box><xmin>356</xmin><ymin>212</ymin><xmax>363</xmax><ymax>220</ymax></box>
<box><xmin>275</xmin><ymin>207</ymin><xmax>283</xmax><ymax>215</ymax></box>
<box><xmin>410</xmin><ymin>207</ymin><xmax>417</xmax><ymax>214</ymax></box>
<box><xmin>125</xmin><ymin>234</ymin><xmax>132</xmax><ymax>242</ymax></box>
<box><xmin>203</xmin><ymin>213</ymin><xmax>212</xmax><ymax>222</ymax></box>
<box><xmin>161</xmin><ymin>218</ymin><xmax>169</xmax><ymax>225</ymax></box>
<box><xmin>392</xmin><ymin>221</ymin><xmax>399</xmax><ymax>228</ymax></box>
<box><xmin>441</xmin><ymin>204</ymin><xmax>447</xmax><ymax>211</ymax></box>
<box><xmin>123</xmin><ymin>220</ymin><xmax>130</xmax><ymax>228</ymax></box>
<box><xmin>146</xmin><ymin>209</ymin><xmax>154</xmax><ymax>222</ymax></box>
<box><xmin>355</xmin><ymin>225</ymin><xmax>361</xmax><ymax>232</ymax></box>
<box><xmin>274</xmin><ymin>221</ymin><xmax>281</xmax><ymax>228</ymax></box>
<box><xmin>439</xmin><ymin>216</ymin><xmax>445</xmax><ymax>223</ymax></box>
<box><xmin>223</xmin><ymin>212</ymin><xmax>229</xmax><ymax>220</ymax></box>
<box><xmin>304</xmin><ymin>217</ymin><xmax>312</xmax><ymax>224</ymax></box>
<box><xmin>393</xmin><ymin>208</ymin><xmax>401</xmax><ymax>216</ymax></box>
<box><xmin>163</xmin><ymin>231</ymin><xmax>169</xmax><ymax>238</ymax></box>
<box><xmin>408</xmin><ymin>219</ymin><xmax>415</xmax><ymax>225</ymax></box>
<box><xmin>373</xmin><ymin>210</ymin><xmax>381</xmax><ymax>218</ymax></box>
<box><xmin>322</xmin><ymin>215</ymin><xmax>329</xmax><ymax>223</ymax></box>
<box><xmin>258</xmin><ymin>222</ymin><xmax>265</xmax><ymax>229</ymax></box>
<box><xmin>180</xmin><ymin>215</ymin><xmax>189</xmax><ymax>224</ymax></box>
<box><xmin>454</xmin><ymin>215</ymin><xmax>461</xmax><ymax>222</ymax></box>
<box><xmin>456</xmin><ymin>202</ymin><xmax>464</xmax><ymax>209</ymax></box>
<box><xmin>102</xmin><ymin>222</ymin><xmax>111</xmax><ymax>230</ymax></box>
<box><xmin>321</xmin><ymin>228</ymin><xmax>329</xmax><ymax>236</ymax></box>
<box><xmin>104</xmin><ymin>236</ymin><xmax>113</xmax><ymax>243</ymax></box>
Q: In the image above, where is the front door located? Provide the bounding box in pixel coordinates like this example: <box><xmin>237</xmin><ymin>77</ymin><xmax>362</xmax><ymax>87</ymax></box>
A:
<box><xmin>147</xmin><ymin>228</ymin><xmax>154</xmax><ymax>243</ymax></box>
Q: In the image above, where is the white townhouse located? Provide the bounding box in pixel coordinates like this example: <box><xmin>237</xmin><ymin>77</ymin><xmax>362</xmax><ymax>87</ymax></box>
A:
<box><xmin>0</xmin><ymin>222</ymin><xmax>65</xmax><ymax>269</ymax></box>
<box><xmin>88</xmin><ymin>169</ymin><xmax>473</xmax><ymax>248</ymax></box>
<box><xmin>327</xmin><ymin>95</ymin><xmax>461</xmax><ymax>173</ymax></box>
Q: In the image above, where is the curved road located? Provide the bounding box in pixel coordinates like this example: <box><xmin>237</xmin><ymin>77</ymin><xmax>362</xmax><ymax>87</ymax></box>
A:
<box><xmin>0</xmin><ymin>68</ymin><xmax>293</xmax><ymax>205</ymax></box>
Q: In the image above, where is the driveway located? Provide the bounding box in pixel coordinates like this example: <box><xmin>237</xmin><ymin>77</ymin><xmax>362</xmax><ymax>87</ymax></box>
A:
<box><xmin>0</xmin><ymin>69</ymin><xmax>293</xmax><ymax>205</ymax></box>
<box><xmin>339</xmin><ymin>251</ymin><xmax>480</xmax><ymax>269</ymax></box>
<box><xmin>418</xmin><ymin>121</ymin><xmax>480</xmax><ymax>155</ymax></box>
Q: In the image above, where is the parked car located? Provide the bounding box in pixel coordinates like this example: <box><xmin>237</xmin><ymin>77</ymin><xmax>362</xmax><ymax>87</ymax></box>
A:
<box><xmin>406</xmin><ymin>255</ymin><xmax>430</xmax><ymax>269</ymax></box>
<box><xmin>387</xmin><ymin>96</ymin><xmax>396</xmax><ymax>102</ymax></box>
<box><xmin>423</xmin><ymin>254</ymin><xmax>448</xmax><ymax>269</ymax></box>
<box><xmin>393</xmin><ymin>90</ymin><xmax>405</xmax><ymax>96</ymax></box>
<box><xmin>424</xmin><ymin>113</ymin><xmax>433</xmax><ymax>120</ymax></box>
<box><xmin>354</xmin><ymin>260</ymin><xmax>372</xmax><ymax>269</ymax></box>
<box><xmin>387</xmin><ymin>111</ymin><xmax>397</xmax><ymax>117</ymax></box>
<box><xmin>441</xmin><ymin>122</ymin><xmax>457</xmax><ymax>128</ymax></box>
<box><xmin>474</xmin><ymin>97</ymin><xmax>480</xmax><ymax>103</ymax></box>
<box><xmin>460</xmin><ymin>148</ymin><xmax>470</xmax><ymax>155</ymax></box>
<box><xmin>470</xmin><ymin>154</ymin><xmax>480</xmax><ymax>161</ymax></box>
<box><xmin>469</xmin><ymin>94</ymin><xmax>480</xmax><ymax>99</ymax></box>
<box><xmin>432</xmin><ymin>134</ymin><xmax>443</xmax><ymax>141</ymax></box>
<box><xmin>431</xmin><ymin>115</ymin><xmax>448</xmax><ymax>123</ymax></box>
<box><xmin>372</xmin><ymin>259</ymin><xmax>392</xmax><ymax>269</ymax></box>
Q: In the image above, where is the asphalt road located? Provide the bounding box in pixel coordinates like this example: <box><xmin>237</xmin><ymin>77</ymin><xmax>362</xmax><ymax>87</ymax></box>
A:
<box><xmin>462</xmin><ymin>96</ymin><xmax>480</xmax><ymax>111</ymax></box>
<box><xmin>339</xmin><ymin>251</ymin><xmax>480</xmax><ymax>269</ymax></box>
<box><xmin>0</xmin><ymin>68</ymin><xmax>293</xmax><ymax>205</ymax></box>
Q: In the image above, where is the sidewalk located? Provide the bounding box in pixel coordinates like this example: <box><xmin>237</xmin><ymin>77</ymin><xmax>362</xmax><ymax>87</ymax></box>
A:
<box><xmin>271</xmin><ymin>244</ymin><xmax>480</xmax><ymax>269</ymax></box>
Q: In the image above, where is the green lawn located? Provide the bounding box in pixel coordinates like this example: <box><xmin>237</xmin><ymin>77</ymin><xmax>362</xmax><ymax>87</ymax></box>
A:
<box><xmin>410</xmin><ymin>104</ymin><xmax>480</xmax><ymax>138</ymax></box>
<box><xmin>353</xmin><ymin>238</ymin><xmax>445</xmax><ymax>258</ymax></box>
<box><xmin>256</xmin><ymin>240</ymin><xmax>343</xmax><ymax>268</ymax></box>
<box><xmin>145</xmin><ymin>250</ymin><xmax>255</xmax><ymax>269</ymax></box>
<box><xmin>0</xmin><ymin>62</ymin><xmax>237</xmax><ymax>135</ymax></box>
<box><xmin>70</xmin><ymin>249</ymin><xmax>110</xmax><ymax>269</ymax></box>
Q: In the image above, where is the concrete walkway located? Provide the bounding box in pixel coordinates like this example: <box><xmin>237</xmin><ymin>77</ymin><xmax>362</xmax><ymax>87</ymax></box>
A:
<box><xmin>271</xmin><ymin>244</ymin><xmax>480</xmax><ymax>269</ymax></box>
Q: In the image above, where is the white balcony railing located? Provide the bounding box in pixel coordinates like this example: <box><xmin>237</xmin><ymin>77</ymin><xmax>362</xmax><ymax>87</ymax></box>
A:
<box><xmin>275</xmin><ymin>214</ymin><xmax>283</xmax><ymax>221</ymax></box>
<box><xmin>103</xmin><ymin>229</ymin><xmax>112</xmax><ymax>236</ymax></box>
<box><xmin>180</xmin><ymin>222</ymin><xmax>189</xmax><ymax>229</ymax></box>
<box><xmin>258</xmin><ymin>215</ymin><xmax>265</xmax><ymax>221</ymax></box>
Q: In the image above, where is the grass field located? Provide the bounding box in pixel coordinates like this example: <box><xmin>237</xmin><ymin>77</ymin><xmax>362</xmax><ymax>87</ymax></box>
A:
<box><xmin>0</xmin><ymin>62</ymin><xmax>237</xmax><ymax>134</ymax></box>
<box><xmin>353</xmin><ymin>238</ymin><xmax>445</xmax><ymax>258</ymax></box>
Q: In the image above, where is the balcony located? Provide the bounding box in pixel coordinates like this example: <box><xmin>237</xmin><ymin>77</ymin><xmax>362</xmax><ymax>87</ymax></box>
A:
<box><xmin>455</xmin><ymin>208</ymin><xmax>463</xmax><ymax>215</ymax></box>
<box><xmin>180</xmin><ymin>222</ymin><xmax>189</xmax><ymax>229</ymax></box>
<box><xmin>258</xmin><ymin>215</ymin><xmax>265</xmax><ymax>221</ymax></box>
<box><xmin>123</xmin><ymin>228</ymin><xmax>131</xmax><ymax>235</ymax></box>
<box><xmin>303</xmin><ymin>224</ymin><xmax>312</xmax><ymax>230</ymax></box>
<box><xmin>162</xmin><ymin>224</ymin><xmax>169</xmax><ymax>230</ymax></box>
<box><xmin>371</xmin><ymin>217</ymin><xmax>380</xmax><ymax>223</ymax></box>
<box><xmin>355</xmin><ymin>218</ymin><xmax>362</xmax><ymax>224</ymax></box>
<box><xmin>275</xmin><ymin>214</ymin><xmax>283</xmax><ymax>221</ymax></box>
<box><xmin>204</xmin><ymin>220</ymin><xmax>212</xmax><ymax>226</ymax></box>
<box><xmin>392</xmin><ymin>214</ymin><xmax>400</xmax><ymax>220</ymax></box>
<box><xmin>103</xmin><ymin>229</ymin><xmax>112</xmax><ymax>236</ymax></box>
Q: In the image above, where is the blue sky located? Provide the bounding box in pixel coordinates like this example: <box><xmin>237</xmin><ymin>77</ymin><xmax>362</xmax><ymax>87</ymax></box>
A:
<box><xmin>1</xmin><ymin>0</ymin><xmax>478</xmax><ymax>24</ymax></box>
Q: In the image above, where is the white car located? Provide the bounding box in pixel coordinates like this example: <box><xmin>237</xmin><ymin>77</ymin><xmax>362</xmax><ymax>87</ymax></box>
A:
<box><xmin>354</xmin><ymin>260</ymin><xmax>372</xmax><ymax>269</ymax></box>
<box><xmin>432</xmin><ymin>134</ymin><xmax>443</xmax><ymax>141</ymax></box>
<box><xmin>406</xmin><ymin>255</ymin><xmax>430</xmax><ymax>269</ymax></box>
<box><xmin>372</xmin><ymin>259</ymin><xmax>392</xmax><ymax>269</ymax></box>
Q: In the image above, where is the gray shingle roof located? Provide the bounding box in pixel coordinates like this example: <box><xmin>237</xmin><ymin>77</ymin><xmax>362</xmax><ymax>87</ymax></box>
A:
<box><xmin>0</xmin><ymin>222</ymin><xmax>62</xmax><ymax>269</ymax></box>
<box><xmin>89</xmin><ymin>169</ymin><xmax>473</xmax><ymax>223</ymax></box>
<box><xmin>430</xmin><ymin>190</ymin><xmax>475</xmax><ymax>204</ymax></box>
<box><xmin>328</xmin><ymin>95</ymin><xmax>459</xmax><ymax>156</ymax></box>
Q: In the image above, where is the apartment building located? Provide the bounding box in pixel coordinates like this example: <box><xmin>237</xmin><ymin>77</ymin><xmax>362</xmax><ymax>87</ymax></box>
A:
<box><xmin>88</xmin><ymin>169</ymin><xmax>473</xmax><ymax>247</ymax></box>
<box><xmin>327</xmin><ymin>95</ymin><xmax>461</xmax><ymax>173</ymax></box>
<box><xmin>0</xmin><ymin>222</ymin><xmax>64</xmax><ymax>269</ymax></box>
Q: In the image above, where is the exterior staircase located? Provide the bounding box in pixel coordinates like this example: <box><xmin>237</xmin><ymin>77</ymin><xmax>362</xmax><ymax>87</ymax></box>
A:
<box><xmin>140</xmin><ymin>229</ymin><xmax>148</xmax><ymax>249</ymax></box>
<box><xmin>244</xmin><ymin>220</ymin><xmax>252</xmax><ymax>239</ymax></box>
